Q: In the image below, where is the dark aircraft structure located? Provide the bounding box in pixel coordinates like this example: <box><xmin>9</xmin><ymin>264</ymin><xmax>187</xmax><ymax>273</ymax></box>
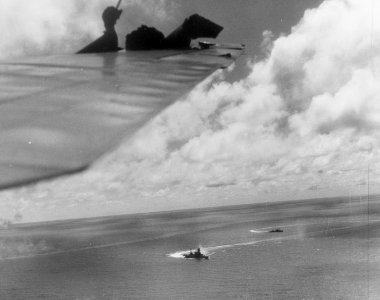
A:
<box><xmin>77</xmin><ymin>6</ymin><xmax>123</xmax><ymax>54</ymax></box>
<box><xmin>78</xmin><ymin>4</ymin><xmax>224</xmax><ymax>53</ymax></box>
<box><xmin>126</xmin><ymin>14</ymin><xmax>223</xmax><ymax>50</ymax></box>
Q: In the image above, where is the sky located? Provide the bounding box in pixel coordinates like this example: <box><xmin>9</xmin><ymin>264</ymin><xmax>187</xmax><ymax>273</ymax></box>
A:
<box><xmin>0</xmin><ymin>0</ymin><xmax>379</xmax><ymax>223</ymax></box>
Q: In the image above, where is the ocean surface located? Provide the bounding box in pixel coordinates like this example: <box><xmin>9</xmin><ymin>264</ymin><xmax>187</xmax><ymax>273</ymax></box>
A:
<box><xmin>1</xmin><ymin>196</ymin><xmax>380</xmax><ymax>299</ymax></box>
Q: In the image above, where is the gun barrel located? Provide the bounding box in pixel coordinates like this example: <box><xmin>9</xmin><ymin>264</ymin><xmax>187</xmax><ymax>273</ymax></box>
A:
<box><xmin>116</xmin><ymin>0</ymin><xmax>122</xmax><ymax>9</ymax></box>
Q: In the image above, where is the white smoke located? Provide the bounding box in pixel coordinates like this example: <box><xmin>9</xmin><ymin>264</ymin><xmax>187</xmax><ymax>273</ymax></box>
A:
<box><xmin>0</xmin><ymin>238</ymin><xmax>51</xmax><ymax>260</ymax></box>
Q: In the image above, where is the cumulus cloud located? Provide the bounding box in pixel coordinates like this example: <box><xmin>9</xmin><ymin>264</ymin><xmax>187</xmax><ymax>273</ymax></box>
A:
<box><xmin>119</xmin><ymin>0</ymin><xmax>380</xmax><ymax>194</ymax></box>
<box><xmin>1</xmin><ymin>0</ymin><xmax>380</xmax><ymax>221</ymax></box>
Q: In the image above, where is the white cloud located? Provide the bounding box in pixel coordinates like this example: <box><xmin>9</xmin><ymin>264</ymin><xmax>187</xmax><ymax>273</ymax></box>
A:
<box><xmin>0</xmin><ymin>0</ymin><xmax>175</xmax><ymax>59</ymax></box>
<box><xmin>123</xmin><ymin>0</ymin><xmax>380</xmax><ymax>196</ymax></box>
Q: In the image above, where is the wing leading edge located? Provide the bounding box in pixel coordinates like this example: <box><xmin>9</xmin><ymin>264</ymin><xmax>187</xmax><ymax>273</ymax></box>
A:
<box><xmin>0</xmin><ymin>45</ymin><xmax>244</xmax><ymax>190</ymax></box>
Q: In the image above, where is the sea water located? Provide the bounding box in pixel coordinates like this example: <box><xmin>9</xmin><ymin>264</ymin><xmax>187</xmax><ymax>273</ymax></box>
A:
<box><xmin>1</xmin><ymin>196</ymin><xmax>380</xmax><ymax>299</ymax></box>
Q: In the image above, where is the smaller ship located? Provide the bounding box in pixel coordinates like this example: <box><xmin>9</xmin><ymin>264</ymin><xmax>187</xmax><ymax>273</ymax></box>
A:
<box><xmin>269</xmin><ymin>228</ymin><xmax>283</xmax><ymax>233</ymax></box>
<box><xmin>183</xmin><ymin>248</ymin><xmax>209</xmax><ymax>260</ymax></box>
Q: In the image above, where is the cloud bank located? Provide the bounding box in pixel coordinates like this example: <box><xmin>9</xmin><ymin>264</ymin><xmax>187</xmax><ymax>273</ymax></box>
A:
<box><xmin>114</xmin><ymin>0</ymin><xmax>380</xmax><ymax>195</ymax></box>
<box><xmin>1</xmin><ymin>0</ymin><xmax>380</xmax><ymax>221</ymax></box>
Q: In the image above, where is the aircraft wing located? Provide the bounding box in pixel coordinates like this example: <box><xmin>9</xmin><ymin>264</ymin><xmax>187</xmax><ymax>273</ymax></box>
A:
<box><xmin>0</xmin><ymin>45</ymin><xmax>244</xmax><ymax>190</ymax></box>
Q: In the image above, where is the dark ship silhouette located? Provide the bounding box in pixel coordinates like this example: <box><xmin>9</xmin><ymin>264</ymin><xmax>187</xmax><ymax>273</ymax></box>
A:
<box><xmin>183</xmin><ymin>248</ymin><xmax>209</xmax><ymax>260</ymax></box>
<box><xmin>269</xmin><ymin>228</ymin><xmax>284</xmax><ymax>233</ymax></box>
